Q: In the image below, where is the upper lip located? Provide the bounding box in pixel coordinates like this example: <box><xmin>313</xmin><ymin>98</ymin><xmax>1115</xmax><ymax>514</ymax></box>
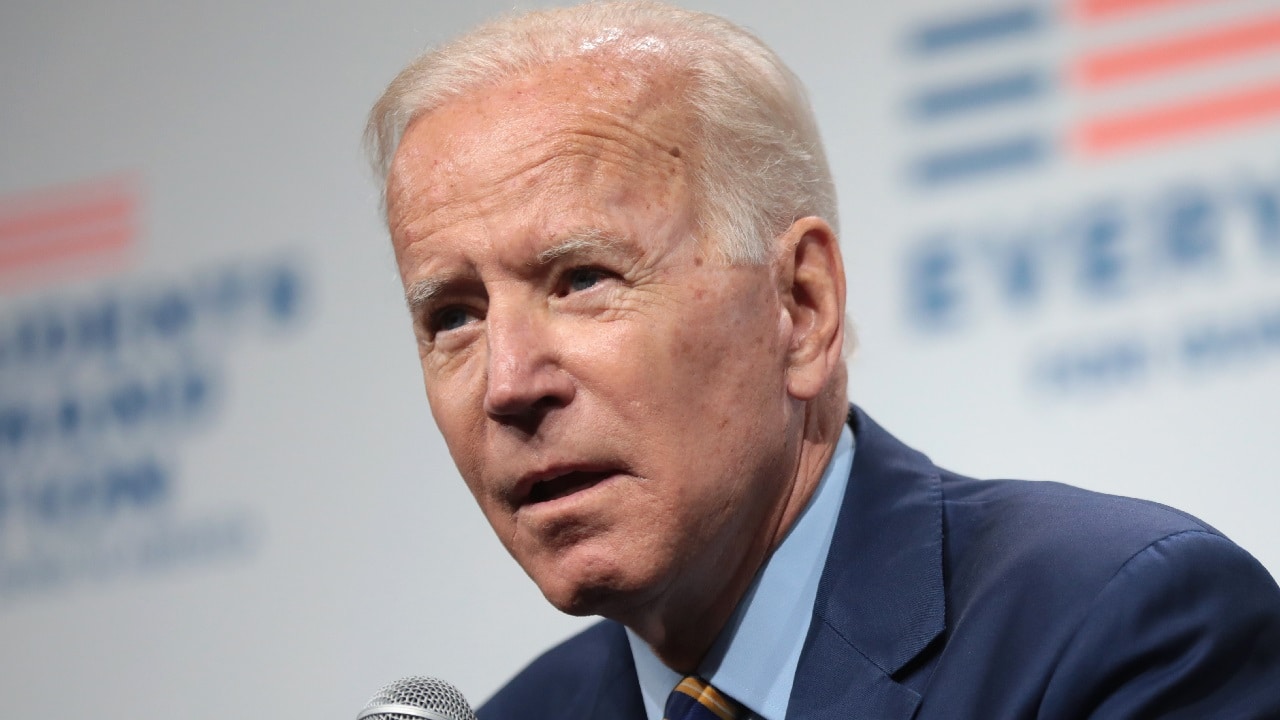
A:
<box><xmin>512</xmin><ymin>463</ymin><xmax>622</xmax><ymax>506</ymax></box>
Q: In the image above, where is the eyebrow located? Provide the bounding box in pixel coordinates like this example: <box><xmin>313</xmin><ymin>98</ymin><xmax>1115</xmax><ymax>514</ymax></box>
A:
<box><xmin>535</xmin><ymin>229</ymin><xmax>624</xmax><ymax>264</ymax></box>
<box><xmin>405</xmin><ymin>275</ymin><xmax>455</xmax><ymax>315</ymax></box>
<box><xmin>403</xmin><ymin>229</ymin><xmax>629</xmax><ymax>312</ymax></box>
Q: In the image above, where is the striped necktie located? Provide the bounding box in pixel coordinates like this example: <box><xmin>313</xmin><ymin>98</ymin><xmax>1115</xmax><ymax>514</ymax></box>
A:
<box><xmin>663</xmin><ymin>676</ymin><xmax>747</xmax><ymax>720</ymax></box>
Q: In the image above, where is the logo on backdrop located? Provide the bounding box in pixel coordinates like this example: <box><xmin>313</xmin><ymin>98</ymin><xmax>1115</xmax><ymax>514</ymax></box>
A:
<box><xmin>0</xmin><ymin>174</ymin><xmax>139</xmax><ymax>288</ymax></box>
<box><xmin>0</xmin><ymin>175</ymin><xmax>306</xmax><ymax>604</ymax></box>
<box><xmin>896</xmin><ymin>0</ymin><xmax>1280</xmax><ymax>397</ymax></box>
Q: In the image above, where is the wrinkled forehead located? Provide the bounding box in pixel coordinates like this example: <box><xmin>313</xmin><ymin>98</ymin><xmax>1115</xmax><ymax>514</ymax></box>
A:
<box><xmin>382</xmin><ymin>58</ymin><xmax>704</xmax><ymax>258</ymax></box>
<box><xmin>384</xmin><ymin>55</ymin><xmax>696</xmax><ymax>227</ymax></box>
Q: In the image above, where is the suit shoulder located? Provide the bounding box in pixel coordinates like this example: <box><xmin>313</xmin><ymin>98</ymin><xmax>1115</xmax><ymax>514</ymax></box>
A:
<box><xmin>942</xmin><ymin>474</ymin><xmax>1220</xmax><ymax>566</ymax></box>
<box><xmin>920</xmin><ymin>476</ymin><xmax>1280</xmax><ymax>717</ymax></box>
<box><xmin>478</xmin><ymin>620</ymin><xmax>635</xmax><ymax>720</ymax></box>
<box><xmin>938</xmin><ymin>475</ymin><xmax>1239</xmax><ymax>615</ymax></box>
<box><xmin>1040</xmin><ymin>528</ymin><xmax>1280</xmax><ymax>716</ymax></box>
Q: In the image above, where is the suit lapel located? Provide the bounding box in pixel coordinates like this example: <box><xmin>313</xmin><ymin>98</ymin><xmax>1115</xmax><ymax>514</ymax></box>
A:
<box><xmin>575</xmin><ymin>621</ymin><xmax>649</xmax><ymax>720</ymax></box>
<box><xmin>789</xmin><ymin>407</ymin><xmax>946</xmax><ymax>720</ymax></box>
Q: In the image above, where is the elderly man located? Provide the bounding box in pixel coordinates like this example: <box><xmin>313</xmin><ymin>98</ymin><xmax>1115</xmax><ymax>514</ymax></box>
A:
<box><xmin>365</xmin><ymin>2</ymin><xmax>1280</xmax><ymax>718</ymax></box>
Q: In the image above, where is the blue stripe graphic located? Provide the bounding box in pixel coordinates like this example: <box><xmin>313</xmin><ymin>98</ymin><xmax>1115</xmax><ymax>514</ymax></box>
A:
<box><xmin>912</xmin><ymin>69</ymin><xmax>1046</xmax><ymax>121</ymax></box>
<box><xmin>909</xmin><ymin>5</ymin><xmax>1043</xmax><ymax>55</ymax></box>
<box><xmin>912</xmin><ymin>134</ymin><xmax>1049</xmax><ymax>186</ymax></box>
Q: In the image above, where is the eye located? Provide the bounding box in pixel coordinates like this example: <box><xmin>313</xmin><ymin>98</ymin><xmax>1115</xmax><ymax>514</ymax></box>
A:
<box><xmin>429</xmin><ymin>306</ymin><xmax>475</xmax><ymax>335</ymax></box>
<box><xmin>562</xmin><ymin>267</ymin><xmax>608</xmax><ymax>295</ymax></box>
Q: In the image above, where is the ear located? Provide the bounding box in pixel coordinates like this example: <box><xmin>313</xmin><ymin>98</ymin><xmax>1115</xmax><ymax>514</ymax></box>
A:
<box><xmin>777</xmin><ymin>217</ymin><xmax>846</xmax><ymax>401</ymax></box>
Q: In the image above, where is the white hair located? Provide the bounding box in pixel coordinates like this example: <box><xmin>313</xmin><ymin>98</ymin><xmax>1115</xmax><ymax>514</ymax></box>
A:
<box><xmin>364</xmin><ymin>1</ymin><xmax>838</xmax><ymax>264</ymax></box>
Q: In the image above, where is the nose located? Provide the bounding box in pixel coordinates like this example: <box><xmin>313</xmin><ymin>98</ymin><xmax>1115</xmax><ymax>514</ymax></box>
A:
<box><xmin>482</xmin><ymin>307</ymin><xmax>575</xmax><ymax>422</ymax></box>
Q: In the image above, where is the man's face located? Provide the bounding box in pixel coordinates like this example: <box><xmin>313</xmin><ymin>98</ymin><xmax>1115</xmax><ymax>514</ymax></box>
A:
<box><xmin>385</xmin><ymin>60</ymin><xmax>804</xmax><ymax>622</ymax></box>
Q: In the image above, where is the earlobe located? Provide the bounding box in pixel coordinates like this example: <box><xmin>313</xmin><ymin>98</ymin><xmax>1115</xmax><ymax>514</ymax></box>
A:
<box><xmin>779</xmin><ymin>217</ymin><xmax>846</xmax><ymax>401</ymax></box>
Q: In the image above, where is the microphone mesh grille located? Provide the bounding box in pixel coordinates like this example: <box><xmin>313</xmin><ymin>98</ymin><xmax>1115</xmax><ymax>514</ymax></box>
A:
<box><xmin>362</xmin><ymin>676</ymin><xmax>478</xmax><ymax>720</ymax></box>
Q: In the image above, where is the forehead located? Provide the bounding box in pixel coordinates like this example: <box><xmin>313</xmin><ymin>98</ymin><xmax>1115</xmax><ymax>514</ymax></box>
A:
<box><xmin>385</xmin><ymin>58</ymin><xmax>694</xmax><ymax>241</ymax></box>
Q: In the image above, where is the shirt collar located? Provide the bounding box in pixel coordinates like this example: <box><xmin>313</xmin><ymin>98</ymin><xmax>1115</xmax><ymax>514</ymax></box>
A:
<box><xmin>627</xmin><ymin>424</ymin><xmax>856</xmax><ymax>720</ymax></box>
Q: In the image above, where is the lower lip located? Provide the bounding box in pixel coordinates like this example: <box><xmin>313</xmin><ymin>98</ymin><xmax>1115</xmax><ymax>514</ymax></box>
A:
<box><xmin>521</xmin><ymin>472</ymin><xmax>620</xmax><ymax>513</ymax></box>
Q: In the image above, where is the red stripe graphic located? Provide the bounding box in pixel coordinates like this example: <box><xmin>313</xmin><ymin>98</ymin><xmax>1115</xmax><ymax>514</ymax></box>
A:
<box><xmin>1076</xmin><ymin>13</ymin><xmax>1280</xmax><ymax>86</ymax></box>
<box><xmin>0</xmin><ymin>175</ymin><xmax>139</xmax><ymax>284</ymax></box>
<box><xmin>0</xmin><ymin>225</ymin><xmax>134</xmax><ymax>270</ymax></box>
<box><xmin>1076</xmin><ymin>79</ymin><xmax>1280</xmax><ymax>154</ymax></box>
<box><xmin>1074</xmin><ymin>0</ymin><xmax>1212</xmax><ymax>22</ymax></box>
<box><xmin>0</xmin><ymin>197</ymin><xmax>133</xmax><ymax>243</ymax></box>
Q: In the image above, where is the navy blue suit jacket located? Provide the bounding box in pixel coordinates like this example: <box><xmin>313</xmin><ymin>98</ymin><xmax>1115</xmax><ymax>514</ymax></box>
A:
<box><xmin>480</xmin><ymin>408</ymin><xmax>1280</xmax><ymax>719</ymax></box>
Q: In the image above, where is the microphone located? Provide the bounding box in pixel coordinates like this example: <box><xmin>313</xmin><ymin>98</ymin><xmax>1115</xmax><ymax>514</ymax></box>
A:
<box><xmin>356</xmin><ymin>676</ymin><xmax>478</xmax><ymax>720</ymax></box>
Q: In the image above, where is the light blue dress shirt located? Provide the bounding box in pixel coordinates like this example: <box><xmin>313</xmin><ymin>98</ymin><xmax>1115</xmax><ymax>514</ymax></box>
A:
<box><xmin>627</xmin><ymin>425</ymin><xmax>856</xmax><ymax>720</ymax></box>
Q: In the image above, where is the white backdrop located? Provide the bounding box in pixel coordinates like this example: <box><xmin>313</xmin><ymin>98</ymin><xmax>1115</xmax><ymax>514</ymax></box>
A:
<box><xmin>2</xmin><ymin>1</ymin><xmax>1278</xmax><ymax>717</ymax></box>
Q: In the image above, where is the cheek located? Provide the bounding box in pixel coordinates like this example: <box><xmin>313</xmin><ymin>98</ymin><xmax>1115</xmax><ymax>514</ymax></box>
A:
<box><xmin>424</xmin><ymin>365</ymin><xmax>489</xmax><ymax>487</ymax></box>
<box><xmin>423</xmin><ymin>341</ymin><xmax>486</xmax><ymax>419</ymax></box>
<box><xmin>672</xmin><ymin>291</ymin><xmax>785</xmax><ymax>397</ymax></box>
<box><xmin>662</xmin><ymin>290</ymin><xmax>789</xmax><ymax>461</ymax></box>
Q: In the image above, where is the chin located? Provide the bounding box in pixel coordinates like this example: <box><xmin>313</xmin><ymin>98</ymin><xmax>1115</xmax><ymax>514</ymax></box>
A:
<box><xmin>542</xmin><ymin>584</ymin><xmax>619</xmax><ymax>618</ymax></box>
<box><xmin>529</xmin><ymin>555</ymin><xmax>663</xmax><ymax>620</ymax></box>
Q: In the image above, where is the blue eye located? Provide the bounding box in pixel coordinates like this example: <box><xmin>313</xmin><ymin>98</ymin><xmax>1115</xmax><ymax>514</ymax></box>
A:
<box><xmin>433</xmin><ymin>307</ymin><xmax>472</xmax><ymax>333</ymax></box>
<box><xmin>565</xmin><ymin>268</ymin><xmax>605</xmax><ymax>293</ymax></box>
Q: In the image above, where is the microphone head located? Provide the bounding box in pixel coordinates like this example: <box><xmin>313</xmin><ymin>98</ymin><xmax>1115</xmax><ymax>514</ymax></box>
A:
<box><xmin>357</xmin><ymin>676</ymin><xmax>478</xmax><ymax>720</ymax></box>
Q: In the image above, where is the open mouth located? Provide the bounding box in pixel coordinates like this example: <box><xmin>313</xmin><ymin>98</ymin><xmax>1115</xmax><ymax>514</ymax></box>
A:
<box><xmin>527</xmin><ymin>470</ymin><xmax>615</xmax><ymax>504</ymax></box>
